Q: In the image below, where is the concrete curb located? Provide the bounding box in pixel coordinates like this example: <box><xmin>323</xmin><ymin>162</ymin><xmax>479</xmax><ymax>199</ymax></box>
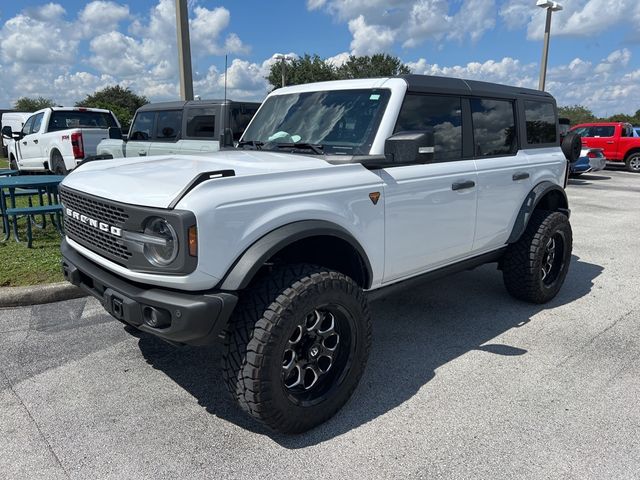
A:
<box><xmin>0</xmin><ymin>282</ymin><xmax>88</xmax><ymax>308</ymax></box>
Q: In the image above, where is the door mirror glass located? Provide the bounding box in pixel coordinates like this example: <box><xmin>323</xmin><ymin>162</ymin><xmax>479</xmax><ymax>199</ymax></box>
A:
<box><xmin>1</xmin><ymin>125</ymin><xmax>12</xmax><ymax>139</ymax></box>
<box><xmin>108</xmin><ymin>127</ymin><xmax>123</xmax><ymax>140</ymax></box>
<box><xmin>384</xmin><ymin>128</ymin><xmax>434</xmax><ymax>165</ymax></box>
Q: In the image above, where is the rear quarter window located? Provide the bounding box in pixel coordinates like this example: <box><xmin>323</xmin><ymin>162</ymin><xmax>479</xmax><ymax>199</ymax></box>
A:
<box><xmin>524</xmin><ymin>101</ymin><xmax>556</xmax><ymax>144</ymax></box>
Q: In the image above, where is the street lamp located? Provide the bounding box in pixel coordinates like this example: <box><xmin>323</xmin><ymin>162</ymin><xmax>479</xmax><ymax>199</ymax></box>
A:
<box><xmin>274</xmin><ymin>54</ymin><xmax>292</xmax><ymax>88</ymax></box>
<box><xmin>537</xmin><ymin>0</ymin><xmax>563</xmax><ymax>91</ymax></box>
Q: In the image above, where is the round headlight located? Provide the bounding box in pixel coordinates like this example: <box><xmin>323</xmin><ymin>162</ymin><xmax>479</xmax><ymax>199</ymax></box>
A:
<box><xmin>142</xmin><ymin>217</ymin><xmax>178</xmax><ymax>266</ymax></box>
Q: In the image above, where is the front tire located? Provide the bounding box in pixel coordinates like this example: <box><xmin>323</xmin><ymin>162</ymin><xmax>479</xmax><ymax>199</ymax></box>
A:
<box><xmin>625</xmin><ymin>152</ymin><xmax>640</xmax><ymax>173</ymax></box>
<box><xmin>502</xmin><ymin>210</ymin><xmax>572</xmax><ymax>304</ymax></box>
<box><xmin>223</xmin><ymin>264</ymin><xmax>372</xmax><ymax>433</ymax></box>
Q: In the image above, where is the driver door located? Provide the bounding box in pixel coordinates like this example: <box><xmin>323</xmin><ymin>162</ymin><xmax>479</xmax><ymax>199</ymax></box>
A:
<box><xmin>125</xmin><ymin>111</ymin><xmax>154</xmax><ymax>157</ymax></box>
<box><xmin>15</xmin><ymin>115</ymin><xmax>37</xmax><ymax>169</ymax></box>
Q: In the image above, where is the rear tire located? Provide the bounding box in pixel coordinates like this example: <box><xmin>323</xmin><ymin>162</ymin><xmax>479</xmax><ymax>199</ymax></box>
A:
<box><xmin>51</xmin><ymin>151</ymin><xmax>68</xmax><ymax>175</ymax></box>
<box><xmin>625</xmin><ymin>152</ymin><xmax>640</xmax><ymax>173</ymax></box>
<box><xmin>502</xmin><ymin>210</ymin><xmax>572</xmax><ymax>304</ymax></box>
<box><xmin>223</xmin><ymin>264</ymin><xmax>371</xmax><ymax>433</ymax></box>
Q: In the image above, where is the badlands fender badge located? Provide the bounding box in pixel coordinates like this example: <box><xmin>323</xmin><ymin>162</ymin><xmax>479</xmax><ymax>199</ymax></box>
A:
<box><xmin>369</xmin><ymin>192</ymin><xmax>381</xmax><ymax>205</ymax></box>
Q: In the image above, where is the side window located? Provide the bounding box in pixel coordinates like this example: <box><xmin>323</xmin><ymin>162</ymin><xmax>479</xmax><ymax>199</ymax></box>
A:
<box><xmin>394</xmin><ymin>94</ymin><xmax>462</xmax><ymax>161</ymax></box>
<box><xmin>571</xmin><ymin>127</ymin><xmax>591</xmax><ymax>137</ymax></box>
<box><xmin>524</xmin><ymin>101</ymin><xmax>556</xmax><ymax>144</ymax></box>
<box><xmin>21</xmin><ymin>116</ymin><xmax>35</xmax><ymax>136</ymax></box>
<box><xmin>31</xmin><ymin>113</ymin><xmax>44</xmax><ymax>134</ymax></box>
<box><xmin>471</xmin><ymin>98</ymin><xmax>517</xmax><ymax>157</ymax></box>
<box><xmin>230</xmin><ymin>105</ymin><xmax>259</xmax><ymax>141</ymax></box>
<box><xmin>186</xmin><ymin>108</ymin><xmax>216</xmax><ymax>138</ymax></box>
<box><xmin>592</xmin><ymin>126</ymin><xmax>614</xmax><ymax>137</ymax></box>
<box><xmin>129</xmin><ymin>112</ymin><xmax>155</xmax><ymax>141</ymax></box>
<box><xmin>156</xmin><ymin>110</ymin><xmax>182</xmax><ymax>141</ymax></box>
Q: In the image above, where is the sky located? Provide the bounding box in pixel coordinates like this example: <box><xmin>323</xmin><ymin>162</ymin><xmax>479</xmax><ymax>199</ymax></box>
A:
<box><xmin>0</xmin><ymin>0</ymin><xmax>638</xmax><ymax>117</ymax></box>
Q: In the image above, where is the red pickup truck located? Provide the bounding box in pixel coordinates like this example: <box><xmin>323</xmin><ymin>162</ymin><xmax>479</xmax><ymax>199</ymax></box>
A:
<box><xmin>569</xmin><ymin>122</ymin><xmax>640</xmax><ymax>172</ymax></box>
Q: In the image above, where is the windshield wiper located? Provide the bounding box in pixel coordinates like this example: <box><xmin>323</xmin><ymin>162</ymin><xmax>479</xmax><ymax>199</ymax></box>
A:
<box><xmin>274</xmin><ymin>143</ymin><xmax>324</xmax><ymax>155</ymax></box>
<box><xmin>237</xmin><ymin>140</ymin><xmax>264</xmax><ymax>150</ymax></box>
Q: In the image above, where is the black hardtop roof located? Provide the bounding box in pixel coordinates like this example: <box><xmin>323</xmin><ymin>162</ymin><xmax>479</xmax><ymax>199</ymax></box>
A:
<box><xmin>138</xmin><ymin>99</ymin><xmax>260</xmax><ymax>112</ymax></box>
<box><xmin>398</xmin><ymin>74</ymin><xmax>554</xmax><ymax>101</ymax></box>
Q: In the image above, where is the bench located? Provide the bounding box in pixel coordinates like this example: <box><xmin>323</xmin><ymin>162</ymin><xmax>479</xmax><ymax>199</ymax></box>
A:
<box><xmin>5</xmin><ymin>204</ymin><xmax>63</xmax><ymax>247</ymax></box>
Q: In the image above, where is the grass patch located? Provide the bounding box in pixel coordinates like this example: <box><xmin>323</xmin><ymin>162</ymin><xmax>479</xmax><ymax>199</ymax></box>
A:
<box><xmin>0</xmin><ymin>195</ymin><xmax>64</xmax><ymax>287</ymax></box>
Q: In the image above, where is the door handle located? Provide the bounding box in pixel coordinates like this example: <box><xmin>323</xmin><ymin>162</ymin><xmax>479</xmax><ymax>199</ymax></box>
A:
<box><xmin>512</xmin><ymin>172</ymin><xmax>530</xmax><ymax>181</ymax></box>
<box><xmin>451</xmin><ymin>180</ymin><xmax>476</xmax><ymax>191</ymax></box>
<box><xmin>139</xmin><ymin>152</ymin><xmax>147</xmax><ymax>156</ymax></box>
<box><xmin>606</xmin><ymin>141</ymin><xmax>614</xmax><ymax>144</ymax></box>
<box><xmin>33</xmin><ymin>139</ymin><xmax>38</xmax><ymax>144</ymax></box>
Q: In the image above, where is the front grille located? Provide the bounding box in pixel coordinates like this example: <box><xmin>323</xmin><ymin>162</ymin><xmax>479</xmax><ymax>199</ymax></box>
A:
<box><xmin>59</xmin><ymin>187</ymin><xmax>132</xmax><ymax>262</ymax></box>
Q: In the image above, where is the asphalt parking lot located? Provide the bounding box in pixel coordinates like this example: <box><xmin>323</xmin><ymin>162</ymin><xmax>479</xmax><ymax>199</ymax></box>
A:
<box><xmin>2</xmin><ymin>169</ymin><xmax>639</xmax><ymax>480</ymax></box>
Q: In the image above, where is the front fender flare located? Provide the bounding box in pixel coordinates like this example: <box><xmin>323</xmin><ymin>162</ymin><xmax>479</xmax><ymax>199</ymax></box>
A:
<box><xmin>507</xmin><ymin>182</ymin><xmax>569</xmax><ymax>244</ymax></box>
<box><xmin>219</xmin><ymin>220</ymin><xmax>373</xmax><ymax>291</ymax></box>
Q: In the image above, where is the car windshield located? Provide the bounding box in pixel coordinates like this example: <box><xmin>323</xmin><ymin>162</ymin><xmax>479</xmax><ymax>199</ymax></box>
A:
<box><xmin>241</xmin><ymin>89</ymin><xmax>391</xmax><ymax>155</ymax></box>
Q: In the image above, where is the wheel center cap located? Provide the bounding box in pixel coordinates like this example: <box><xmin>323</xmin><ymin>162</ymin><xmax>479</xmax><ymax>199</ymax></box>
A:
<box><xmin>309</xmin><ymin>346</ymin><xmax>319</xmax><ymax>358</ymax></box>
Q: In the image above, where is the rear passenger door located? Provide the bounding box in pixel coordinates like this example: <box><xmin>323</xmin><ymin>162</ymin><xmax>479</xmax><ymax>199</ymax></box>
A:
<box><xmin>148</xmin><ymin>110</ymin><xmax>182</xmax><ymax>156</ymax></box>
<box><xmin>382</xmin><ymin>94</ymin><xmax>478</xmax><ymax>282</ymax></box>
<box><xmin>180</xmin><ymin>106</ymin><xmax>219</xmax><ymax>154</ymax></box>
<box><xmin>472</xmin><ymin>98</ymin><xmax>531</xmax><ymax>251</ymax></box>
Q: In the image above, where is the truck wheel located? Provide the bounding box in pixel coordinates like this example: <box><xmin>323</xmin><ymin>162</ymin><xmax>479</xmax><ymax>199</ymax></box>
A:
<box><xmin>502</xmin><ymin>210</ymin><xmax>572</xmax><ymax>304</ymax></box>
<box><xmin>51</xmin><ymin>151</ymin><xmax>68</xmax><ymax>175</ymax></box>
<box><xmin>223</xmin><ymin>264</ymin><xmax>372</xmax><ymax>433</ymax></box>
<box><xmin>625</xmin><ymin>153</ymin><xmax>640</xmax><ymax>173</ymax></box>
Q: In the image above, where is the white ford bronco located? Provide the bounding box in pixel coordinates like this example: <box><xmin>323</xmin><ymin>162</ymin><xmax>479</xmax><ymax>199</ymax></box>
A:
<box><xmin>60</xmin><ymin>75</ymin><xmax>580</xmax><ymax>433</ymax></box>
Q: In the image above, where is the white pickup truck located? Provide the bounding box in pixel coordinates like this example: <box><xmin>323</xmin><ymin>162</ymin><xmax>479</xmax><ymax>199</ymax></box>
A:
<box><xmin>1</xmin><ymin>107</ymin><xmax>120</xmax><ymax>174</ymax></box>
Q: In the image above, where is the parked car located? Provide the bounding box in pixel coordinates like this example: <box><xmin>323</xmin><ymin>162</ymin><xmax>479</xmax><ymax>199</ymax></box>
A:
<box><xmin>2</xmin><ymin>107</ymin><xmax>121</xmax><ymax>174</ymax></box>
<box><xmin>96</xmin><ymin>99</ymin><xmax>260</xmax><ymax>159</ymax></box>
<box><xmin>569</xmin><ymin>148</ymin><xmax>606</xmax><ymax>176</ymax></box>
<box><xmin>1</xmin><ymin>112</ymin><xmax>31</xmax><ymax>160</ymax></box>
<box><xmin>60</xmin><ymin>74</ymin><xmax>577</xmax><ymax>433</ymax></box>
<box><xmin>569</xmin><ymin>122</ymin><xmax>640</xmax><ymax>172</ymax></box>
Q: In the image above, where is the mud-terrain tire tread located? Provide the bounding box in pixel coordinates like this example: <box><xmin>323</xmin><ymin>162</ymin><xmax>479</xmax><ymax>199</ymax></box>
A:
<box><xmin>502</xmin><ymin>210</ymin><xmax>572</xmax><ymax>304</ymax></box>
<box><xmin>222</xmin><ymin>263</ymin><xmax>371</xmax><ymax>433</ymax></box>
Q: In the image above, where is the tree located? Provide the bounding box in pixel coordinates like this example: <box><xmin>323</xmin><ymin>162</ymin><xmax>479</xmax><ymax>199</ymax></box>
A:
<box><xmin>76</xmin><ymin>85</ymin><xmax>148</xmax><ymax>131</ymax></box>
<box><xmin>267</xmin><ymin>53</ymin><xmax>411</xmax><ymax>90</ymax></box>
<box><xmin>268</xmin><ymin>54</ymin><xmax>338</xmax><ymax>90</ymax></box>
<box><xmin>336</xmin><ymin>54</ymin><xmax>411</xmax><ymax>79</ymax></box>
<box><xmin>557</xmin><ymin>105</ymin><xmax>596</xmax><ymax>125</ymax></box>
<box><xmin>14</xmin><ymin>96</ymin><xmax>56</xmax><ymax>112</ymax></box>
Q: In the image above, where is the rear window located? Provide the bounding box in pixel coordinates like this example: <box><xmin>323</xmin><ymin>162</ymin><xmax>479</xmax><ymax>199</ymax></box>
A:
<box><xmin>524</xmin><ymin>101</ymin><xmax>556</xmax><ymax>144</ymax></box>
<box><xmin>48</xmin><ymin>111</ymin><xmax>117</xmax><ymax>131</ymax></box>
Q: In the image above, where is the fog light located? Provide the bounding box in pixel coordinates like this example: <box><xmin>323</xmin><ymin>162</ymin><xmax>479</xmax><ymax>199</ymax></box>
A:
<box><xmin>142</xmin><ymin>306</ymin><xmax>171</xmax><ymax>328</ymax></box>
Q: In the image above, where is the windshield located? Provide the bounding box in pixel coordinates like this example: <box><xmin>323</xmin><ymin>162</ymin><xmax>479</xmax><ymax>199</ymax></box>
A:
<box><xmin>241</xmin><ymin>89</ymin><xmax>391</xmax><ymax>155</ymax></box>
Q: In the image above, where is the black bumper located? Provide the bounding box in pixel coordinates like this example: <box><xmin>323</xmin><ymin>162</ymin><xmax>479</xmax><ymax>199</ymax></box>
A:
<box><xmin>61</xmin><ymin>239</ymin><xmax>238</xmax><ymax>346</ymax></box>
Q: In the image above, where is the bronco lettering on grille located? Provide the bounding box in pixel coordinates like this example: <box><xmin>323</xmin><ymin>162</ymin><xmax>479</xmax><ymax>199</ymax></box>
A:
<box><xmin>65</xmin><ymin>207</ymin><xmax>122</xmax><ymax>237</ymax></box>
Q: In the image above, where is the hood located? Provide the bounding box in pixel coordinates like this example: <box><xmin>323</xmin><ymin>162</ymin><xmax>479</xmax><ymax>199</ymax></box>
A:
<box><xmin>61</xmin><ymin>150</ymin><xmax>332</xmax><ymax>208</ymax></box>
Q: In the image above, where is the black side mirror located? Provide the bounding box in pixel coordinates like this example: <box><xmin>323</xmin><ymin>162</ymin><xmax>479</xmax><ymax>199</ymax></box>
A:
<box><xmin>384</xmin><ymin>129</ymin><xmax>435</xmax><ymax>165</ymax></box>
<box><xmin>2</xmin><ymin>125</ymin><xmax>13</xmax><ymax>139</ymax></box>
<box><xmin>220</xmin><ymin>127</ymin><xmax>233</xmax><ymax>148</ymax></box>
<box><xmin>108</xmin><ymin>126</ymin><xmax>123</xmax><ymax>140</ymax></box>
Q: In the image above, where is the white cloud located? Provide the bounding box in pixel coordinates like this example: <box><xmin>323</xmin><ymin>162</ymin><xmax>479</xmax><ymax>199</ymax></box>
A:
<box><xmin>348</xmin><ymin>15</ymin><xmax>395</xmax><ymax>56</ymax></box>
<box><xmin>77</xmin><ymin>1</ymin><xmax>129</xmax><ymax>37</ymax></box>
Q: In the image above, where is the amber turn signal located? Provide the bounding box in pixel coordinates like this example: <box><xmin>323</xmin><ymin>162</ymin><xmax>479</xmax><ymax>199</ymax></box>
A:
<box><xmin>188</xmin><ymin>225</ymin><xmax>198</xmax><ymax>257</ymax></box>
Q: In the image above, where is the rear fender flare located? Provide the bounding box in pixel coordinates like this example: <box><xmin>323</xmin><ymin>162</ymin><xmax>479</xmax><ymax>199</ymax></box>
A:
<box><xmin>507</xmin><ymin>182</ymin><xmax>569</xmax><ymax>244</ymax></box>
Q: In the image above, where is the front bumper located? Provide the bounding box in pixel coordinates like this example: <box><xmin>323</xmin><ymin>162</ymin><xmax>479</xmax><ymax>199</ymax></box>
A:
<box><xmin>61</xmin><ymin>239</ymin><xmax>238</xmax><ymax>346</ymax></box>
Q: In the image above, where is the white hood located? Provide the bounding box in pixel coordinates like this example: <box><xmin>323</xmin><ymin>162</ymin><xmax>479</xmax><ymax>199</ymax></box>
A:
<box><xmin>61</xmin><ymin>150</ymin><xmax>332</xmax><ymax>208</ymax></box>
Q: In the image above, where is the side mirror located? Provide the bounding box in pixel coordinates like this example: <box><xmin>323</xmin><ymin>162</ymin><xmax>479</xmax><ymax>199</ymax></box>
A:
<box><xmin>220</xmin><ymin>127</ymin><xmax>233</xmax><ymax>148</ymax></box>
<box><xmin>108</xmin><ymin>127</ymin><xmax>123</xmax><ymax>140</ymax></box>
<box><xmin>384</xmin><ymin>129</ymin><xmax>435</xmax><ymax>165</ymax></box>
<box><xmin>2</xmin><ymin>125</ymin><xmax>13</xmax><ymax>139</ymax></box>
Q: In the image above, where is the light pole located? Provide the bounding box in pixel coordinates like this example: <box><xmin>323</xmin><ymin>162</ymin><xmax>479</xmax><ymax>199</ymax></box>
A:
<box><xmin>175</xmin><ymin>0</ymin><xmax>194</xmax><ymax>100</ymax></box>
<box><xmin>537</xmin><ymin>0</ymin><xmax>563</xmax><ymax>91</ymax></box>
<box><xmin>274</xmin><ymin>54</ymin><xmax>292</xmax><ymax>88</ymax></box>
